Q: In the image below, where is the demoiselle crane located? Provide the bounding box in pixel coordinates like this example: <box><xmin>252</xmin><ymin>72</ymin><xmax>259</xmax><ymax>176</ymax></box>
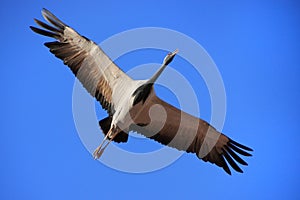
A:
<box><xmin>30</xmin><ymin>9</ymin><xmax>253</xmax><ymax>175</ymax></box>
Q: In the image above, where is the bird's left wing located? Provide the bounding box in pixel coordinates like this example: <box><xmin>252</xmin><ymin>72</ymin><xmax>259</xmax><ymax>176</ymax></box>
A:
<box><xmin>30</xmin><ymin>8</ymin><xmax>133</xmax><ymax>114</ymax></box>
<box><xmin>130</xmin><ymin>93</ymin><xmax>253</xmax><ymax>175</ymax></box>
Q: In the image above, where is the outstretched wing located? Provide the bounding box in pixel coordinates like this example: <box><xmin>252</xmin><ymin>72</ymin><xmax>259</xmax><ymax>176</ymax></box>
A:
<box><xmin>130</xmin><ymin>92</ymin><xmax>253</xmax><ymax>175</ymax></box>
<box><xmin>30</xmin><ymin>8</ymin><xmax>133</xmax><ymax>114</ymax></box>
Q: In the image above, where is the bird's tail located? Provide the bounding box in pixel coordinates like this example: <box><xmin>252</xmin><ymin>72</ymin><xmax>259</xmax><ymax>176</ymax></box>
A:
<box><xmin>99</xmin><ymin>117</ymin><xmax>128</xmax><ymax>143</ymax></box>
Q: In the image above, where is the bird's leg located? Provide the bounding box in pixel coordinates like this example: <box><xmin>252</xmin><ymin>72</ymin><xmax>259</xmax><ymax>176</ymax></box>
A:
<box><xmin>93</xmin><ymin>129</ymin><xmax>119</xmax><ymax>159</ymax></box>
<box><xmin>93</xmin><ymin>131</ymin><xmax>110</xmax><ymax>159</ymax></box>
<box><xmin>93</xmin><ymin>131</ymin><xmax>110</xmax><ymax>154</ymax></box>
<box><xmin>95</xmin><ymin>133</ymin><xmax>117</xmax><ymax>158</ymax></box>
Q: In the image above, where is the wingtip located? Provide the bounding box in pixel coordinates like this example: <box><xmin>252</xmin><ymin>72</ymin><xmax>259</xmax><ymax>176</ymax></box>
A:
<box><xmin>224</xmin><ymin>146</ymin><xmax>249</xmax><ymax>166</ymax></box>
<box><xmin>29</xmin><ymin>26</ymin><xmax>36</xmax><ymax>34</ymax></box>
<box><xmin>42</xmin><ymin>8</ymin><xmax>49</xmax><ymax>14</ymax></box>
<box><xmin>29</xmin><ymin>26</ymin><xmax>40</xmax><ymax>34</ymax></box>
<box><xmin>41</xmin><ymin>8</ymin><xmax>51</xmax><ymax>20</ymax></box>
<box><xmin>33</xmin><ymin>18</ymin><xmax>39</xmax><ymax>23</ymax></box>
<box><xmin>40</xmin><ymin>8</ymin><xmax>67</xmax><ymax>30</ymax></box>
<box><xmin>224</xmin><ymin>167</ymin><xmax>232</xmax><ymax>175</ymax></box>
<box><xmin>41</xmin><ymin>8</ymin><xmax>48</xmax><ymax>17</ymax></box>
<box><xmin>229</xmin><ymin>138</ymin><xmax>253</xmax><ymax>152</ymax></box>
<box><xmin>223</xmin><ymin>150</ymin><xmax>244</xmax><ymax>173</ymax></box>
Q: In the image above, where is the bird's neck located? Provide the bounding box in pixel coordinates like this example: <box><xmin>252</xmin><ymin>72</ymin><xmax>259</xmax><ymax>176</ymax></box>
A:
<box><xmin>148</xmin><ymin>63</ymin><xmax>167</xmax><ymax>84</ymax></box>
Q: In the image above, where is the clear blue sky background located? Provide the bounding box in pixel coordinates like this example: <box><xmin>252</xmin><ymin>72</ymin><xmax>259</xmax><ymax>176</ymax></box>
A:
<box><xmin>1</xmin><ymin>0</ymin><xmax>299</xmax><ymax>199</ymax></box>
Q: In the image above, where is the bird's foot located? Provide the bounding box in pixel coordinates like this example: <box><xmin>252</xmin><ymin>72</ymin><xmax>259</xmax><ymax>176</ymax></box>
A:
<box><xmin>93</xmin><ymin>146</ymin><xmax>104</xmax><ymax>159</ymax></box>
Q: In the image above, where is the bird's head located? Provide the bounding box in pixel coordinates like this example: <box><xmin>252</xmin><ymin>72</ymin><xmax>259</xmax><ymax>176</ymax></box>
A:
<box><xmin>163</xmin><ymin>49</ymin><xmax>179</xmax><ymax>66</ymax></box>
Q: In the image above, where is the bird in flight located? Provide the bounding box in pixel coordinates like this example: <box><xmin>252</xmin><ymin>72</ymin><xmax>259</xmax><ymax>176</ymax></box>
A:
<box><xmin>30</xmin><ymin>8</ymin><xmax>253</xmax><ymax>175</ymax></box>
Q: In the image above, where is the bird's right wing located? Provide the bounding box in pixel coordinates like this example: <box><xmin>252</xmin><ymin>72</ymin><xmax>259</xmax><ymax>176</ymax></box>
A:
<box><xmin>130</xmin><ymin>93</ymin><xmax>253</xmax><ymax>175</ymax></box>
<box><xmin>30</xmin><ymin>9</ymin><xmax>133</xmax><ymax>115</ymax></box>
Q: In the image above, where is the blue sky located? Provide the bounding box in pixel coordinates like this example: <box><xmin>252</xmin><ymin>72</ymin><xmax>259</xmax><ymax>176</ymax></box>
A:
<box><xmin>1</xmin><ymin>0</ymin><xmax>300</xmax><ymax>199</ymax></box>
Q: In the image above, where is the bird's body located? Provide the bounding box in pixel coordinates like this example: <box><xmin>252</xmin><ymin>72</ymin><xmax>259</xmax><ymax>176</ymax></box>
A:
<box><xmin>30</xmin><ymin>8</ymin><xmax>253</xmax><ymax>175</ymax></box>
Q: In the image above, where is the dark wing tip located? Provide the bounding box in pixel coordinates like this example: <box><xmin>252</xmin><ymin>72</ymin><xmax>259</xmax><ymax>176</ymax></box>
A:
<box><xmin>223</xmin><ymin>150</ymin><xmax>243</xmax><ymax>173</ymax></box>
<box><xmin>219</xmin><ymin>138</ymin><xmax>254</xmax><ymax>174</ymax></box>
<box><xmin>41</xmin><ymin>8</ymin><xmax>67</xmax><ymax>29</ymax></box>
<box><xmin>29</xmin><ymin>26</ymin><xmax>35</xmax><ymax>31</ymax></box>
<box><xmin>224</xmin><ymin>166</ymin><xmax>232</xmax><ymax>175</ymax></box>
<box><xmin>228</xmin><ymin>142</ymin><xmax>252</xmax><ymax>157</ymax></box>
<box><xmin>229</xmin><ymin>138</ymin><xmax>253</xmax><ymax>152</ymax></box>
<box><xmin>33</xmin><ymin>18</ymin><xmax>62</xmax><ymax>34</ymax></box>
<box><xmin>31</xmin><ymin>9</ymin><xmax>66</xmax><ymax>39</ymax></box>
<box><xmin>30</xmin><ymin>26</ymin><xmax>60</xmax><ymax>38</ymax></box>
<box><xmin>220</xmin><ymin>155</ymin><xmax>231</xmax><ymax>175</ymax></box>
<box><xmin>42</xmin><ymin>8</ymin><xmax>49</xmax><ymax>13</ymax></box>
<box><xmin>225</xmin><ymin>146</ymin><xmax>248</xmax><ymax>166</ymax></box>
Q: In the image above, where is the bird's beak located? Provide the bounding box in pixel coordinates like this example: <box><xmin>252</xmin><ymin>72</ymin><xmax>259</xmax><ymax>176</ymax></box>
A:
<box><xmin>172</xmin><ymin>49</ymin><xmax>179</xmax><ymax>56</ymax></box>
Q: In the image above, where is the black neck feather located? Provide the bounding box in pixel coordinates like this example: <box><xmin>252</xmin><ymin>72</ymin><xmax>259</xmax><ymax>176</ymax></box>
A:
<box><xmin>132</xmin><ymin>83</ymin><xmax>153</xmax><ymax>106</ymax></box>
